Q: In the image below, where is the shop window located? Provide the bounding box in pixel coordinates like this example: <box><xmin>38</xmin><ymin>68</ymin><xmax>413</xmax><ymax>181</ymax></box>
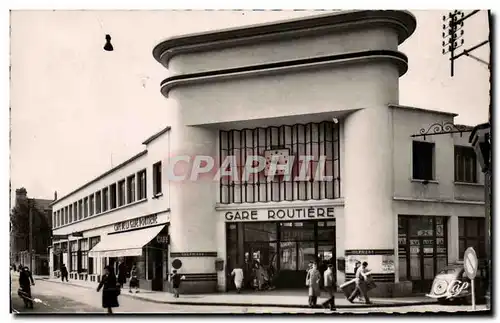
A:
<box><xmin>219</xmin><ymin>122</ymin><xmax>340</xmax><ymax>204</ymax></box>
<box><xmin>88</xmin><ymin>237</ymin><xmax>100</xmax><ymax>275</ymax></box>
<box><xmin>153</xmin><ymin>162</ymin><xmax>162</xmax><ymax>195</ymax></box>
<box><xmin>102</xmin><ymin>188</ymin><xmax>109</xmax><ymax>212</ymax></box>
<box><xmin>138</xmin><ymin>170</ymin><xmax>147</xmax><ymax>200</ymax></box>
<box><xmin>244</xmin><ymin>222</ymin><xmax>277</xmax><ymax>242</ymax></box>
<box><xmin>70</xmin><ymin>241</ymin><xmax>78</xmax><ymax>272</ymax></box>
<box><xmin>110</xmin><ymin>184</ymin><xmax>117</xmax><ymax>209</ymax></box>
<box><xmin>455</xmin><ymin>146</ymin><xmax>477</xmax><ymax>183</ymax></box>
<box><xmin>412</xmin><ymin>141</ymin><xmax>434</xmax><ymax>181</ymax></box>
<box><xmin>317</xmin><ymin>220</ymin><xmax>335</xmax><ymax>241</ymax></box>
<box><xmin>89</xmin><ymin>194</ymin><xmax>95</xmax><ymax>216</ymax></box>
<box><xmin>127</xmin><ymin>175</ymin><xmax>136</xmax><ymax>203</ymax></box>
<box><xmin>459</xmin><ymin>217</ymin><xmax>485</xmax><ymax>259</ymax></box>
<box><xmin>79</xmin><ymin>239</ymin><xmax>89</xmax><ymax>272</ymax></box>
<box><xmin>118</xmin><ymin>180</ymin><xmax>126</xmax><ymax>207</ymax></box>
<box><xmin>95</xmin><ymin>191</ymin><xmax>102</xmax><ymax>214</ymax></box>
<box><xmin>280</xmin><ymin>221</ymin><xmax>315</xmax><ymax>241</ymax></box>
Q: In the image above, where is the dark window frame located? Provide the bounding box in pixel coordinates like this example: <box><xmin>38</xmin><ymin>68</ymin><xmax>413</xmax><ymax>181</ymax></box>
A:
<box><xmin>95</xmin><ymin>191</ymin><xmax>102</xmax><ymax>214</ymax></box>
<box><xmin>118</xmin><ymin>179</ymin><xmax>126</xmax><ymax>207</ymax></box>
<box><xmin>412</xmin><ymin>141</ymin><xmax>435</xmax><ymax>181</ymax></box>
<box><xmin>138</xmin><ymin>169</ymin><xmax>147</xmax><ymax>200</ymax></box>
<box><xmin>153</xmin><ymin>161</ymin><xmax>162</xmax><ymax>195</ymax></box>
<box><xmin>459</xmin><ymin>217</ymin><xmax>485</xmax><ymax>260</ymax></box>
<box><xmin>102</xmin><ymin>188</ymin><xmax>109</xmax><ymax>212</ymax></box>
<box><xmin>110</xmin><ymin>183</ymin><xmax>117</xmax><ymax>209</ymax></box>
<box><xmin>455</xmin><ymin>146</ymin><xmax>478</xmax><ymax>183</ymax></box>
<box><xmin>127</xmin><ymin>175</ymin><xmax>136</xmax><ymax>203</ymax></box>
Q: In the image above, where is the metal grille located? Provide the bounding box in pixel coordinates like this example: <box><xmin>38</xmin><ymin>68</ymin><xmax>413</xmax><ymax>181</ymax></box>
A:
<box><xmin>219</xmin><ymin>121</ymin><xmax>340</xmax><ymax>204</ymax></box>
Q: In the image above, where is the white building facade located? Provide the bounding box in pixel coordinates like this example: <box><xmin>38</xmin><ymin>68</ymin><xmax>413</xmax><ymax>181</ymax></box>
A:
<box><xmin>50</xmin><ymin>10</ymin><xmax>485</xmax><ymax>296</ymax></box>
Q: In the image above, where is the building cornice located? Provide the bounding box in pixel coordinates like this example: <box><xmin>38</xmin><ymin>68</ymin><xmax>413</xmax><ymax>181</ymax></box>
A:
<box><xmin>393</xmin><ymin>196</ymin><xmax>485</xmax><ymax>205</ymax></box>
<box><xmin>160</xmin><ymin>50</ymin><xmax>408</xmax><ymax>97</ymax></box>
<box><xmin>389</xmin><ymin>104</ymin><xmax>459</xmax><ymax>117</ymax></box>
<box><xmin>153</xmin><ymin>10</ymin><xmax>416</xmax><ymax>68</ymax></box>
<box><xmin>142</xmin><ymin>126</ymin><xmax>171</xmax><ymax>145</ymax></box>
<box><xmin>215</xmin><ymin>198</ymin><xmax>345</xmax><ymax>211</ymax></box>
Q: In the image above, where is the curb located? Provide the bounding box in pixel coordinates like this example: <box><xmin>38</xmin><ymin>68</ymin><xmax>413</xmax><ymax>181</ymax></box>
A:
<box><xmin>39</xmin><ymin>279</ymin><xmax>437</xmax><ymax>309</ymax></box>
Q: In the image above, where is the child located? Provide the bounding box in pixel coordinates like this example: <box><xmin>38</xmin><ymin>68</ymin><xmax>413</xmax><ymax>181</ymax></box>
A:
<box><xmin>129</xmin><ymin>264</ymin><xmax>139</xmax><ymax>293</ymax></box>
<box><xmin>170</xmin><ymin>270</ymin><xmax>185</xmax><ymax>298</ymax></box>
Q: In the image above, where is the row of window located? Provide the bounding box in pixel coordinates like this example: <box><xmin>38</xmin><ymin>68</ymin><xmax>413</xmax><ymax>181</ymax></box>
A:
<box><xmin>413</xmin><ymin>142</ymin><xmax>478</xmax><ymax>183</ymax></box>
<box><xmin>53</xmin><ymin>161</ymin><xmax>163</xmax><ymax>228</ymax></box>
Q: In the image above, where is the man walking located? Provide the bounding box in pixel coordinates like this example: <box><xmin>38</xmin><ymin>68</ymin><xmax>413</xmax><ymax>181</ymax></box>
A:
<box><xmin>348</xmin><ymin>261</ymin><xmax>372</xmax><ymax>304</ymax></box>
<box><xmin>322</xmin><ymin>264</ymin><xmax>336</xmax><ymax>311</ymax></box>
<box><xmin>19</xmin><ymin>266</ymin><xmax>35</xmax><ymax>308</ymax></box>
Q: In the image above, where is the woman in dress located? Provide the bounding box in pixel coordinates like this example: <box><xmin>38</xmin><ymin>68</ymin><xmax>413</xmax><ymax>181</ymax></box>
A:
<box><xmin>97</xmin><ymin>265</ymin><xmax>120</xmax><ymax>314</ymax></box>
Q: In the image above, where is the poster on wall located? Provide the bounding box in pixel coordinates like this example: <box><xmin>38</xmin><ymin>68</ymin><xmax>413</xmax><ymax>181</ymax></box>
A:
<box><xmin>346</xmin><ymin>254</ymin><xmax>395</xmax><ymax>274</ymax></box>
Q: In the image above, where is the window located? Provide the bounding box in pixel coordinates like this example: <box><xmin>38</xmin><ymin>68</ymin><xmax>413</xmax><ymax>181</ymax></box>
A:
<box><xmin>83</xmin><ymin>197</ymin><xmax>89</xmax><ymax>218</ymax></box>
<box><xmin>63</xmin><ymin>207</ymin><xmax>68</xmax><ymax>225</ymax></box>
<box><xmin>219</xmin><ymin>122</ymin><xmax>340</xmax><ymax>204</ymax></box>
<box><xmin>69</xmin><ymin>205</ymin><xmax>73</xmax><ymax>223</ymax></box>
<box><xmin>73</xmin><ymin>202</ymin><xmax>78</xmax><ymax>221</ymax></box>
<box><xmin>459</xmin><ymin>217</ymin><xmax>485</xmax><ymax>260</ymax></box>
<box><xmin>153</xmin><ymin>161</ymin><xmax>162</xmax><ymax>195</ymax></box>
<box><xmin>138</xmin><ymin>170</ymin><xmax>147</xmax><ymax>200</ymax></box>
<box><xmin>127</xmin><ymin>175</ymin><xmax>136</xmax><ymax>203</ymax></box>
<box><xmin>412</xmin><ymin>141</ymin><xmax>435</xmax><ymax>180</ymax></box>
<box><xmin>53</xmin><ymin>212</ymin><xmax>56</xmax><ymax>228</ymax></box>
<box><xmin>95</xmin><ymin>191</ymin><xmax>102</xmax><ymax>214</ymax></box>
<box><xmin>78</xmin><ymin>200</ymin><xmax>83</xmax><ymax>220</ymax></box>
<box><xmin>118</xmin><ymin>180</ymin><xmax>126</xmax><ymax>207</ymax></box>
<box><xmin>70</xmin><ymin>241</ymin><xmax>78</xmax><ymax>272</ymax></box>
<box><xmin>89</xmin><ymin>195</ymin><xmax>95</xmax><ymax>216</ymax></box>
<box><xmin>102</xmin><ymin>188</ymin><xmax>109</xmax><ymax>212</ymax></box>
<box><xmin>79</xmin><ymin>239</ymin><xmax>89</xmax><ymax>272</ymax></box>
<box><xmin>110</xmin><ymin>184</ymin><xmax>117</xmax><ymax>209</ymax></box>
<box><xmin>455</xmin><ymin>146</ymin><xmax>477</xmax><ymax>183</ymax></box>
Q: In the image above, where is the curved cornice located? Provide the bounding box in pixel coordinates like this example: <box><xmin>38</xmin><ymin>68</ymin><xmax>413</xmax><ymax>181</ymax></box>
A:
<box><xmin>153</xmin><ymin>10</ymin><xmax>416</xmax><ymax>68</ymax></box>
<box><xmin>160</xmin><ymin>49</ymin><xmax>408</xmax><ymax>97</ymax></box>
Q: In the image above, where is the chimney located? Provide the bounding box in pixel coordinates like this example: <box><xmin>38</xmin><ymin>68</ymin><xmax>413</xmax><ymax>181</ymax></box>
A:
<box><xmin>15</xmin><ymin>188</ymin><xmax>27</xmax><ymax>207</ymax></box>
<box><xmin>54</xmin><ymin>191</ymin><xmax>58</xmax><ymax>201</ymax></box>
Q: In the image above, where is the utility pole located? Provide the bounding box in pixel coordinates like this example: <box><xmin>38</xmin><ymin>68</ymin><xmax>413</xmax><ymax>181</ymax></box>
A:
<box><xmin>29</xmin><ymin>198</ymin><xmax>33</xmax><ymax>272</ymax></box>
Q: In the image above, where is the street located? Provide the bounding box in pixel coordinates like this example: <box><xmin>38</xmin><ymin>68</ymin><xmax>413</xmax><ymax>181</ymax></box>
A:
<box><xmin>9</xmin><ymin>275</ymin><xmax>489</xmax><ymax>314</ymax></box>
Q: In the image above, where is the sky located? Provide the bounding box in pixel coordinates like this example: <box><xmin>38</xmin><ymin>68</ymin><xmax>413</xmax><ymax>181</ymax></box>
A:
<box><xmin>9</xmin><ymin>9</ymin><xmax>491</xmax><ymax>202</ymax></box>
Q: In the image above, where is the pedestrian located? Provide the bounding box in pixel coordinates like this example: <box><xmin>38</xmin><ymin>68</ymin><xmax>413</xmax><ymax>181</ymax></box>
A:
<box><xmin>348</xmin><ymin>261</ymin><xmax>372</xmax><ymax>304</ymax></box>
<box><xmin>305</xmin><ymin>262</ymin><xmax>321</xmax><ymax>308</ymax></box>
<box><xmin>60</xmin><ymin>264</ymin><xmax>69</xmax><ymax>282</ymax></box>
<box><xmin>231</xmin><ymin>264</ymin><xmax>244</xmax><ymax>293</ymax></box>
<box><xmin>129</xmin><ymin>264</ymin><xmax>140</xmax><ymax>293</ymax></box>
<box><xmin>18</xmin><ymin>266</ymin><xmax>35</xmax><ymax>309</ymax></box>
<box><xmin>96</xmin><ymin>265</ymin><xmax>120</xmax><ymax>314</ymax></box>
<box><xmin>170</xmin><ymin>270</ymin><xmax>185</xmax><ymax>298</ymax></box>
<box><xmin>117</xmin><ymin>261</ymin><xmax>127</xmax><ymax>288</ymax></box>
<box><xmin>321</xmin><ymin>264</ymin><xmax>336</xmax><ymax>311</ymax></box>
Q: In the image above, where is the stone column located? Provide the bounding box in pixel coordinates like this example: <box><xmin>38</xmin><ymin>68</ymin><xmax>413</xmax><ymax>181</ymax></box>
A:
<box><xmin>342</xmin><ymin>63</ymin><xmax>398</xmax><ymax>296</ymax></box>
<box><xmin>166</xmin><ymin>91</ymin><xmax>219</xmax><ymax>293</ymax></box>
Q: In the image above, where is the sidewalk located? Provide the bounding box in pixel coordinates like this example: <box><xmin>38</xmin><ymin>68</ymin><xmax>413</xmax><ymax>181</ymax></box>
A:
<box><xmin>37</xmin><ymin>275</ymin><xmax>436</xmax><ymax>309</ymax></box>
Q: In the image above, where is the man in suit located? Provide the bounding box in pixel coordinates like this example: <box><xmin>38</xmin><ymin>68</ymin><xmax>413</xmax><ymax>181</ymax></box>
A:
<box><xmin>321</xmin><ymin>264</ymin><xmax>336</xmax><ymax>311</ymax></box>
<box><xmin>348</xmin><ymin>261</ymin><xmax>372</xmax><ymax>304</ymax></box>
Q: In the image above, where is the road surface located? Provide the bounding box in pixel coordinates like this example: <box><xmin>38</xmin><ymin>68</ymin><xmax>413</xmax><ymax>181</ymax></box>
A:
<box><xmin>9</xmin><ymin>275</ymin><xmax>490</xmax><ymax>314</ymax></box>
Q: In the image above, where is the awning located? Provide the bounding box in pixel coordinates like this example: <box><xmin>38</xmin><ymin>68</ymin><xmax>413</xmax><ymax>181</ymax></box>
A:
<box><xmin>89</xmin><ymin>225</ymin><xmax>165</xmax><ymax>258</ymax></box>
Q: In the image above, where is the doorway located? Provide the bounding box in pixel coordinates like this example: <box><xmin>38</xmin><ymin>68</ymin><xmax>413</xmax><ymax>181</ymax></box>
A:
<box><xmin>398</xmin><ymin>216</ymin><xmax>448</xmax><ymax>293</ymax></box>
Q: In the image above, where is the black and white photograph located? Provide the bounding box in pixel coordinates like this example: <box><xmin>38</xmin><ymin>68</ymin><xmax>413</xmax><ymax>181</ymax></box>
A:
<box><xmin>6</xmin><ymin>4</ymin><xmax>493</xmax><ymax>316</ymax></box>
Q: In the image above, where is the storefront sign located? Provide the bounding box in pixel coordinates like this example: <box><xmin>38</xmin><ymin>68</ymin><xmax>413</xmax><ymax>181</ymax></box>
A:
<box><xmin>170</xmin><ymin>252</ymin><xmax>217</xmax><ymax>257</ymax></box>
<box><xmin>113</xmin><ymin>214</ymin><xmax>158</xmax><ymax>232</ymax></box>
<box><xmin>224</xmin><ymin>207</ymin><xmax>334</xmax><ymax>222</ymax></box>
<box><xmin>156</xmin><ymin>235</ymin><xmax>169</xmax><ymax>244</ymax></box>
